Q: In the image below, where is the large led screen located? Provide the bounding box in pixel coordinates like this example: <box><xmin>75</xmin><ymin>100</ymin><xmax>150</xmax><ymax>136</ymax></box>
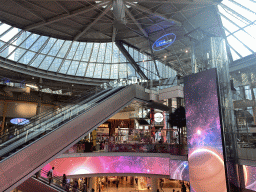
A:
<box><xmin>42</xmin><ymin>156</ymin><xmax>170</xmax><ymax>176</ymax></box>
<box><xmin>170</xmin><ymin>159</ymin><xmax>189</xmax><ymax>182</ymax></box>
<box><xmin>42</xmin><ymin>156</ymin><xmax>189</xmax><ymax>181</ymax></box>
<box><xmin>184</xmin><ymin>68</ymin><xmax>227</xmax><ymax>192</ymax></box>
<box><xmin>244</xmin><ymin>165</ymin><xmax>256</xmax><ymax>191</ymax></box>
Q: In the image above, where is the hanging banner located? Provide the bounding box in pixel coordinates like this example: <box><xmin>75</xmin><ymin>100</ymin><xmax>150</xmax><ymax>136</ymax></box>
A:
<box><xmin>184</xmin><ymin>68</ymin><xmax>227</xmax><ymax>192</ymax></box>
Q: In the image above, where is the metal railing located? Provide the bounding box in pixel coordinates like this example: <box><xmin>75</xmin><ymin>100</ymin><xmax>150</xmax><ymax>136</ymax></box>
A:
<box><xmin>68</xmin><ymin>143</ymin><xmax>187</xmax><ymax>156</ymax></box>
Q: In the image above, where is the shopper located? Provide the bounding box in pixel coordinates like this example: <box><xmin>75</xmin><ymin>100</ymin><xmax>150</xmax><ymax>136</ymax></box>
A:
<box><xmin>73</xmin><ymin>180</ymin><xmax>78</xmax><ymax>192</ymax></box>
<box><xmin>83</xmin><ymin>183</ymin><xmax>87</xmax><ymax>192</ymax></box>
<box><xmin>160</xmin><ymin>178</ymin><xmax>164</xmax><ymax>189</ymax></box>
<box><xmin>116</xmin><ymin>179</ymin><xmax>119</xmax><ymax>189</ymax></box>
<box><xmin>47</xmin><ymin>167</ymin><xmax>55</xmax><ymax>185</ymax></box>
<box><xmin>62</xmin><ymin>174</ymin><xmax>67</xmax><ymax>187</ymax></box>
<box><xmin>35</xmin><ymin>170</ymin><xmax>40</xmax><ymax>179</ymax></box>
<box><xmin>181</xmin><ymin>182</ymin><xmax>186</xmax><ymax>192</ymax></box>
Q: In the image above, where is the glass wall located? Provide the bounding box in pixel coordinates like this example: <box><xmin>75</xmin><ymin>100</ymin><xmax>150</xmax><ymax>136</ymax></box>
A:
<box><xmin>0</xmin><ymin>22</ymin><xmax>176</xmax><ymax>80</ymax></box>
<box><xmin>218</xmin><ymin>0</ymin><xmax>256</xmax><ymax>61</ymax></box>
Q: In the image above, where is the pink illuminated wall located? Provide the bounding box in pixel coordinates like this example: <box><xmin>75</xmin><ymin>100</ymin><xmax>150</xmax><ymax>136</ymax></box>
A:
<box><xmin>42</xmin><ymin>156</ymin><xmax>189</xmax><ymax>182</ymax></box>
<box><xmin>42</xmin><ymin>156</ymin><xmax>170</xmax><ymax>176</ymax></box>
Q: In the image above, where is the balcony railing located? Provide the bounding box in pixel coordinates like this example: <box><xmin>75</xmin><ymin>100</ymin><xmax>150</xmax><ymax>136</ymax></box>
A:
<box><xmin>65</xmin><ymin>142</ymin><xmax>187</xmax><ymax>156</ymax></box>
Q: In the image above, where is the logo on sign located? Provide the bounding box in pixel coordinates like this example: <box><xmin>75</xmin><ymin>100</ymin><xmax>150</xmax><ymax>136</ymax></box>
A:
<box><xmin>152</xmin><ymin>33</ymin><xmax>176</xmax><ymax>51</ymax></box>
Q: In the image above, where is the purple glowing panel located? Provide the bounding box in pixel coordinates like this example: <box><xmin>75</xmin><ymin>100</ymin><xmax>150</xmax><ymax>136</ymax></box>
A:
<box><xmin>184</xmin><ymin>69</ymin><xmax>227</xmax><ymax>192</ymax></box>
<box><xmin>170</xmin><ymin>160</ymin><xmax>189</xmax><ymax>181</ymax></box>
<box><xmin>244</xmin><ymin>165</ymin><xmax>256</xmax><ymax>191</ymax></box>
<box><xmin>42</xmin><ymin>156</ymin><xmax>170</xmax><ymax>177</ymax></box>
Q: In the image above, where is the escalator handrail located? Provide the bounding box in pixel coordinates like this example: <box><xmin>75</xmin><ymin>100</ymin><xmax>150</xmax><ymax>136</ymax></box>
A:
<box><xmin>0</xmin><ymin>87</ymin><xmax>111</xmax><ymax>148</ymax></box>
<box><xmin>0</xmin><ymin>85</ymin><xmax>127</xmax><ymax>157</ymax></box>
<box><xmin>0</xmin><ymin>86</ymin><xmax>107</xmax><ymax>143</ymax></box>
<box><xmin>1</xmin><ymin>77</ymin><xmax>136</xmax><ymax>139</ymax></box>
<box><xmin>3</xmin><ymin>86</ymin><xmax>106</xmax><ymax>138</ymax></box>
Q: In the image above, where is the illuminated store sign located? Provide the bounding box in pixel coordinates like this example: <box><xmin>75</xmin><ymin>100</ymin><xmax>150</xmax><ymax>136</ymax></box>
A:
<box><xmin>155</xmin><ymin>113</ymin><xmax>163</xmax><ymax>122</ymax></box>
<box><xmin>184</xmin><ymin>69</ymin><xmax>227</xmax><ymax>192</ymax></box>
<box><xmin>10</xmin><ymin>118</ymin><xmax>29</xmax><ymax>125</ymax></box>
<box><xmin>152</xmin><ymin>33</ymin><xmax>176</xmax><ymax>51</ymax></box>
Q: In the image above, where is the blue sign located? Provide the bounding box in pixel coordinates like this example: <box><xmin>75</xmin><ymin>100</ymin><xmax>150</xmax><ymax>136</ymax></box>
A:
<box><xmin>10</xmin><ymin>118</ymin><xmax>30</xmax><ymax>125</ymax></box>
<box><xmin>152</xmin><ymin>33</ymin><xmax>176</xmax><ymax>51</ymax></box>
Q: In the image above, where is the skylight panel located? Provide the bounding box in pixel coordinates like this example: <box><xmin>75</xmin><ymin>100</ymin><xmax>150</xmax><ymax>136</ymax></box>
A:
<box><xmin>218</xmin><ymin>0</ymin><xmax>256</xmax><ymax>61</ymax></box>
<box><xmin>227</xmin><ymin>35</ymin><xmax>252</xmax><ymax>57</ymax></box>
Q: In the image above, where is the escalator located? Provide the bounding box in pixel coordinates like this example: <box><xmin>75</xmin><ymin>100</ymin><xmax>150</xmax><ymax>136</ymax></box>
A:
<box><xmin>16</xmin><ymin>169</ymin><xmax>80</xmax><ymax>192</ymax></box>
<box><xmin>0</xmin><ymin>84</ymin><xmax>149</xmax><ymax>192</ymax></box>
<box><xmin>16</xmin><ymin>177</ymin><xmax>65</xmax><ymax>192</ymax></box>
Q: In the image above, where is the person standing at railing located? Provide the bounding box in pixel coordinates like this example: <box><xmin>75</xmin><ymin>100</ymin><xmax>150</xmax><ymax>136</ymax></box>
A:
<box><xmin>62</xmin><ymin>174</ymin><xmax>67</xmax><ymax>187</ymax></box>
<box><xmin>47</xmin><ymin>167</ymin><xmax>55</xmax><ymax>185</ymax></box>
<box><xmin>73</xmin><ymin>180</ymin><xmax>78</xmax><ymax>192</ymax></box>
<box><xmin>82</xmin><ymin>182</ymin><xmax>87</xmax><ymax>192</ymax></box>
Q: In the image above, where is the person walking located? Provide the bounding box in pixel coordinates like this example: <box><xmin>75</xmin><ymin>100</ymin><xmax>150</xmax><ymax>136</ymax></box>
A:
<box><xmin>62</xmin><ymin>174</ymin><xmax>67</xmax><ymax>187</ymax></box>
<box><xmin>181</xmin><ymin>182</ymin><xmax>186</xmax><ymax>192</ymax></box>
<box><xmin>160</xmin><ymin>179</ymin><xmax>164</xmax><ymax>189</ymax></box>
<box><xmin>47</xmin><ymin>167</ymin><xmax>55</xmax><ymax>185</ymax></box>
<box><xmin>116</xmin><ymin>179</ymin><xmax>119</xmax><ymax>189</ymax></box>
<box><xmin>83</xmin><ymin>182</ymin><xmax>87</xmax><ymax>192</ymax></box>
<box><xmin>73</xmin><ymin>180</ymin><xmax>78</xmax><ymax>192</ymax></box>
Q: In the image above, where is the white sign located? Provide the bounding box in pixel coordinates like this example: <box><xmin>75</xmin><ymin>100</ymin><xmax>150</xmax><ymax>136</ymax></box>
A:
<box><xmin>155</xmin><ymin>113</ymin><xmax>163</xmax><ymax>122</ymax></box>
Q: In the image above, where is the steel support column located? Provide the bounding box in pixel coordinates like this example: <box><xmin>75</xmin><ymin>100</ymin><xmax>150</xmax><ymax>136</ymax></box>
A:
<box><xmin>1</xmin><ymin>101</ymin><xmax>8</xmax><ymax>135</ymax></box>
<box><xmin>115</xmin><ymin>41</ymin><xmax>148</xmax><ymax>80</ymax></box>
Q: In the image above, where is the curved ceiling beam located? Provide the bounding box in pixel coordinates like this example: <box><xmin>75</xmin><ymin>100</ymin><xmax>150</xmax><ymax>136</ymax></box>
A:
<box><xmin>0</xmin><ymin>57</ymin><xmax>109</xmax><ymax>86</ymax></box>
<box><xmin>125</xmin><ymin>7</ymin><xmax>148</xmax><ymax>38</ymax></box>
<box><xmin>126</xmin><ymin>2</ymin><xmax>182</xmax><ymax>26</ymax></box>
<box><xmin>24</xmin><ymin>1</ymin><xmax>110</xmax><ymax>31</ymax></box>
<box><xmin>10</xmin><ymin>0</ymin><xmax>46</xmax><ymax>22</ymax></box>
<box><xmin>74</xmin><ymin>4</ymin><xmax>112</xmax><ymax>41</ymax></box>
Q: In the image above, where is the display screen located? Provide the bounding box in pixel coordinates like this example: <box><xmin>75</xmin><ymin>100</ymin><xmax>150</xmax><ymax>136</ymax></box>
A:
<box><xmin>42</xmin><ymin>156</ymin><xmax>188</xmax><ymax>181</ymax></box>
<box><xmin>184</xmin><ymin>69</ymin><xmax>227</xmax><ymax>192</ymax></box>
<box><xmin>42</xmin><ymin>156</ymin><xmax>170</xmax><ymax>176</ymax></box>
<box><xmin>170</xmin><ymin>159</ymin><xmax>189</xmax><ymax>181</ymax></box>
<box><xmin>244</xmin><ymin>165</ymin><xmax>256</xmax><ymax>191</ymax></box>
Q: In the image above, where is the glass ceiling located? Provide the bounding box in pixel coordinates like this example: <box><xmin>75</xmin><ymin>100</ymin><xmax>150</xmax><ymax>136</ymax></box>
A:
<box><xmin>218</xmin><ymin>0</ymin><xmax>256</xmax><ymax>61</ymax></box>
<box><xmin>0</xmin><ymin>22</ymin><xmax>176</xmax><ymax>80</ymax></box>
